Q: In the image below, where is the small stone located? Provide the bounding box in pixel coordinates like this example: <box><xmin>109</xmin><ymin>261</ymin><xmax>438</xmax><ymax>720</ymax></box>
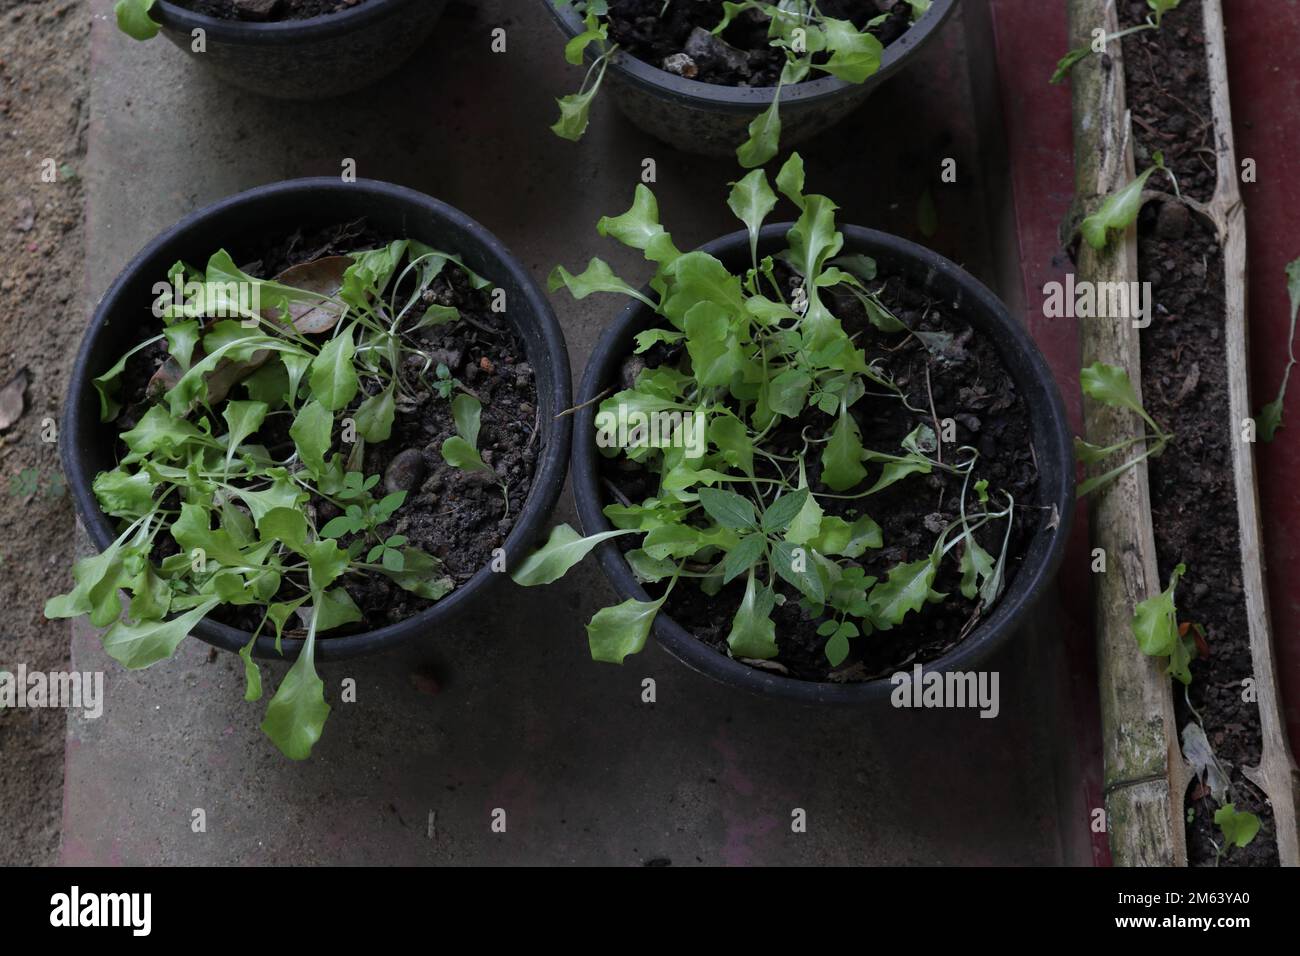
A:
<box><xmin>384</xmin><ymin>448</ymin><xmax>426</xmax><ymax>494</ymax></box>
<box><xmin>1155</xmin><ymin>201</ymin><xmax>1190</xmax><ymax>240</ymax></box>
<box><xmin>620</xmin><ymin>354</ymin><xmax>646</xmax><ymax>390</ymax></box>
<box><xmin>684</xmin><ymin>26</ymin><xmax>751</xmax><ymax>76</ymax></box>
<box><xmin>662</xmin><ymin>53</ymin><xmax>698</xmax><ymax>78</ymax></box>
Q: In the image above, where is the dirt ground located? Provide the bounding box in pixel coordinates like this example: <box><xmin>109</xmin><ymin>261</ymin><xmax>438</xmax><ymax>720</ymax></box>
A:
<box><xmin>0</xmin><ymin>0</ymin><xmax>88</xmax><ymax>866</ymax></box>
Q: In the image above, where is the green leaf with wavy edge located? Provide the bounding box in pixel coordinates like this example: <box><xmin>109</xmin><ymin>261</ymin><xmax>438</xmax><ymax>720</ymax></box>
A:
<box><xmin>511</xmin><ymin>523</ymin><xmax>632</xmax><ymax>586</ymax></box>
<box><xmin>587</xmin><ymin>594</ymin><xmax>664</xmax><ymax>664</ymax></box>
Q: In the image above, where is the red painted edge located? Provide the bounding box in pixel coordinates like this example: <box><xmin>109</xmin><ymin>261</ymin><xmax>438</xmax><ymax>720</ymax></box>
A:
<box><xmin>988</xmin><ymin>0</ymin><xmax>1110</xmax><ymax>866</ymax></box>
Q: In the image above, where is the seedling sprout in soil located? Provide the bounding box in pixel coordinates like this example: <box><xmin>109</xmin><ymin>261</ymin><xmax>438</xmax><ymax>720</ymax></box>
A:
<box><xmin>1075</xmin><ymin>361</ymin><xmax>1173</xmax><ymax>498</ymax></box>
<box><xmin>46</xmin><ymin>238</ymin><xmax>505</xmax><ymax>760</ymax></box>
<box><xmin>514</xmin><ymin>154</ymin><xmax>1026</xmax><ymax>674</ymax></box>
<box><xmin>552</xmin><ymin>0</ymin><xmax>932</xmax><ymax>167</ymax></box>
<box><xmin>1079</xmin><ymin>152</ymin><xmax>1178</xmax><ymax>252</ymax></box>
<box><xmin>1254</xmin><ymin>256</ymin><xmax>1300</xmax><ymax>442</ymax></box>
<box><xmin>1132</xmin><ymin>564</ymin><xmax>1262</xmax><ymax>857</ymax></box>
<box><xmin>1050</xmin><ymin>0</ymin><xmax>1183</xmax><ymax>84</ymax></box>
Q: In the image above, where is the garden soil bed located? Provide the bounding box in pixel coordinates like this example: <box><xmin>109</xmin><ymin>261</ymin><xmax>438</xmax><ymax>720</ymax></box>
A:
<box><xmin>605</xmin><ymin>264</ymin><xmax>1041</xmax><ymax>683</ymax></box>
<box><xmin>1121</xmin><ymin>0</ymin><xmax>1277</xmax><ymax>864</ymax></box>
<box><xmin>1119</xmin><ymin>0</ymin><xmax>1217</xmax><ymax>203</ymax></box>
<box><xmin>605</xmin><ymin>0</ymin><xmax>917</xmax><ymax>87</ymax></box>
<box><xmin>112</xmin><ymin>220</ymin><xmax>540</xmax><ymax>639</ymax></box>
<box><xmin>1136</xmin><ymin>205</ymin><xmax>1277</xmax><ymax>866</ymax></box>
<box><xmin>172</xmin><ymin>0</ymin><xmax>373</xmax><ymax>22</ymax></box>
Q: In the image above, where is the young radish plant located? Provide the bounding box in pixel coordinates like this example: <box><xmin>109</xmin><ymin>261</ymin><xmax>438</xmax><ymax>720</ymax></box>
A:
<box><xmin>47</xmin><ymin>237</ymin><xmax>499</xmax><ymax>759</ymax></box>
<box><xmin>513</xmin><ymin>153</ymin><xmax>1023</xmax><ymax>674</ymax></box>
<box><xmin>551</xmin><ymin>0</ymin><xmax>932</xmax><ymax>167</ymax></box>
<box><xmin>1051</xmin><ymin>0</ymin><xmax>1183</xmax><ymax>84</ymax></box>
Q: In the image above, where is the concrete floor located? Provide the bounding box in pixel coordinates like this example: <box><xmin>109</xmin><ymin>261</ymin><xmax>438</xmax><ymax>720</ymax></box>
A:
<box><xmin>62</xmin><ymin>0</ymin><xmax>1085</xmax><ymax>865</ymax></box>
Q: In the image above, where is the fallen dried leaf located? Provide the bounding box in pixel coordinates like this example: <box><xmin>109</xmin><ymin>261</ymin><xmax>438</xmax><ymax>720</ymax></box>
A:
<box><xmin>268</xmin><ymin>255</ymin><xmax>351</xmax><ymax>334</ymax></box>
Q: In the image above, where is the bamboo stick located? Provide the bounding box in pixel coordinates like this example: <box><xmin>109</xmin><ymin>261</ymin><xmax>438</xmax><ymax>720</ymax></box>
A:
<box><xmin>1069</xmin><ymin>0</ymin><xmax>1187</xmax><ymax>866</ymax></box>
<box><xmin>1200</xmin><ymin>0</ymin><xmax>1300</xmax><ymax>866</ymax></box>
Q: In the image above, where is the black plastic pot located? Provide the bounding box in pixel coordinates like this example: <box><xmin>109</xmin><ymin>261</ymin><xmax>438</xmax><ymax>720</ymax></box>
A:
<box><xmin>572</xmin><ymin>223</ymin><xmax>1074</xmax><ymax>703</ymax></box>
<box><xmin>65</xmin><ymin>178</ymin><xmax>572</xmax><ymax>661</ymax></box>
<box><xmin>149</xmin><ymin>0</ymin><xmax>446</xmax><ymax>100</ymax></box>
<box><xmin>546</xmin><ymin>0</ymin><xmax>957</xmax><ymax>157</ymax></box>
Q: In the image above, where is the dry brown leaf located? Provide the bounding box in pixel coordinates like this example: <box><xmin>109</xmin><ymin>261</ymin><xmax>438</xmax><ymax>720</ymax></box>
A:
<box><xmin>269</xmin><ymin>255</ymin><xmax>351</xmax><ymax>334</ymax></box>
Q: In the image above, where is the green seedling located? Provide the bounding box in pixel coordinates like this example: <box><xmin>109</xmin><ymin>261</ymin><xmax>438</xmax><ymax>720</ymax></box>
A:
<box><xmin>440</xmin><ymin>393</ymin><xmax>511</xmax><ymax>513</ymax></box>
<box><xmin>1076</xmin><ymin>361</ymin><xmax>1174</xmax><ymax>497</ymax></box>
<box><xmin>1214</xmin><ymin>804</ymin><xmax>1262</xmax><ymax>859</ymax></box>
<box><xmin>46</xmin><ymin>238</ymin><xmax>492</xmax><ymax>759</ymax></box>
<box><xmin>1052</xmin><ymin>0</ymin><xmax>1183</xmax><ymax>84</ymax></box>
<box><xmin>1080</xmin><ymin>152</ymin><xmax>1176</xmax><ymax>251</ymax></box>
<box><xmin>1131</xmin><ymin>563</ymin><xmax>1200</xmax><ymax>684</ymax></box>
<box><xmin>1255</xmin><ymin>256</ymin><xmax>1300</xmax><ymax>441</ymax></box>
<box><xmin>551</xmin><ymin>0</ymin><xmax>930</xmax><ymax>167</ymax></box>
<box><xmin>514</xmin><ymin>154</ymin><xmax>1019</xmax><ymax>671</ymax></box>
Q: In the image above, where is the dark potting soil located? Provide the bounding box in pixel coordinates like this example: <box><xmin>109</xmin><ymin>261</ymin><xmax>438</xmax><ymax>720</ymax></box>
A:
<box><xmin>114</xmin><ymin>220</ymin><xmax>540</xmax><ymax>639</ymax></box>
<box><xmin>169</xmin><ymin>0</ymin><xmax>371</xmax><ymax>22</ymax></box>
<box><xmin>1135</xmin><ymin>203</ymin><xmax>1277</xmax><ymax>866</ymax></box>
<box><xmin>1118</xmin><ymin>0</ymin><xmax>1217</xmax><ymax>203</ymax></box>
<box><xmin>604</xmin><ymin>265</ymin><xmax>1042</xmax><ymax>683</ymax></box>
<box><xmin>605</xmin><ymin>0</ymin><xmax>915</xmax><ymax>87</ymax></box>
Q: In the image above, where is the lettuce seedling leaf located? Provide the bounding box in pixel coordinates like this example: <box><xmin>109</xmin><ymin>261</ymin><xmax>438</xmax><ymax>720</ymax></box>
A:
<box><xmin>260</xmin><ymin>607</ymin><xmax>331</xmax><ymax>761</ymax></box>
<box><xmin>309</xmin><ymin>327</ymin><xmax>359</xmax><ymax>411</ymax></box>
<box><xmin>866</xmin><ymin>556</ymin><xmax>943</xmax><ymax>629</ymax></box>
<box><xmin>115</xmin><ymin>0</ymin><xmax>159</xmax><ymax>41</ymax></box>
<box><xmin>587</xmin><ymin>595</ymin><xmax>664</xmax><ymax>664</ymax></box>
<box><xmin>726</xmin><ymin>570</ymin><xmax>779</xmax><ymax>659</ymax></box>
<box><xmin>1080</xmin><ymin>165</ymin><xmax>1159</xmax><ymax>250</ymax></box>
<box><xmin>727</xmin><ymin>168</ymin><xmax>777</xmax><ymax>266</ymax></box>
<box><xmin>102</xmin><ymin>598</ymin><xmax>220</xmax><ymax>670</ymax></box>
<box><xmin>821</xmin><ymin>409</ymin><xmax>867</xmax><ymax>491</ymax></box>
<box><xmin>511</xmin><ymin>523</ymin><xmax>632</xmax><ymax>586</ymax></box>
<box><xmin>289</xmin><ymin>399</ymin><xmax>332</xmax><ymax>478</ymax></box>
<box><xmin>819</xmin><ymin>19</ymin><xmax>884</xmax><ymax>83</ymax></box>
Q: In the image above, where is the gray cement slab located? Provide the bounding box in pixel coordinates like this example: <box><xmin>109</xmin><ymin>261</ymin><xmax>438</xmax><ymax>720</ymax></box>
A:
<box><xmin>62</xmin><ymin>0</ymin><xmax>1082</xmax><ymax>865</ymax></box>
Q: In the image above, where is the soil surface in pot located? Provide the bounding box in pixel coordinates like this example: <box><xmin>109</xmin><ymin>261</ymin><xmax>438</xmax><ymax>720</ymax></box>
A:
<box><xmin>605</xmin><ymin>263</ymin><xmax>1043</xmax><ymax>683</ymax></box>
<box><xmin>1136</xmin><ymin>204</ymin><xmax>1277</xmax><ymax>867</ymax></box>
<box><xmin>169</xmin><ymin>0</ymin><xmax>372</xmax><ymax>22</ymax></box>
<box><xmin>111</xmin><ymin>219</ymin><xmax>540</xmax><ymax>639</ymax></box>
<box><xmin>604</xmin><ymin>0</ymin><xmax>917</xmax><ymax>87</ymax></box>
<box><xmin>1119</xmin><ymin>0</ymin><xmax>1217</xmax><ymax>203</ymax></box>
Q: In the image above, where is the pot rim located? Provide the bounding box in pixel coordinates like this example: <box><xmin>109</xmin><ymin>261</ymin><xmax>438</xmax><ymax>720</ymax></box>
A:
<box><xmin>152</xmin><ymin>0</ymin><xmax>420</xmax><ymax>43</ymax></box>
<box><xmin>571</xmin><ymin>222</ymin><xmax>1075</xmax><ymax>704</ymax></box>
<box><xmin>65</xmin><ymin>177</ymin><xmax>573</xmax><ymax>661</ymax></box>
<box><xmin>545</xmin><ymin>0</ymin><xmax>958</xmax><ymax>112</ymax></box>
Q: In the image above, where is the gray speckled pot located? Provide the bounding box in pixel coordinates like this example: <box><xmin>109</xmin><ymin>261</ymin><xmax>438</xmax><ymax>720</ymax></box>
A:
<box><xmin>546</xmin><ymin>0</ymin><xmax>958</xmax><ymax>157</ymax></box>
<box><xmin>151</xmin><ymin>0</ymin><xmax>447</xmax><ymax>100</ymax></box>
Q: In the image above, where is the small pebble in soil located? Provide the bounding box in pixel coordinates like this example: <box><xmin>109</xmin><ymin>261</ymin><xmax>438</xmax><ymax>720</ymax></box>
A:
<box><xmin>384</xmin><ymin>448</ymin><xmax>426</xmax><ymax>495</ymax></box>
